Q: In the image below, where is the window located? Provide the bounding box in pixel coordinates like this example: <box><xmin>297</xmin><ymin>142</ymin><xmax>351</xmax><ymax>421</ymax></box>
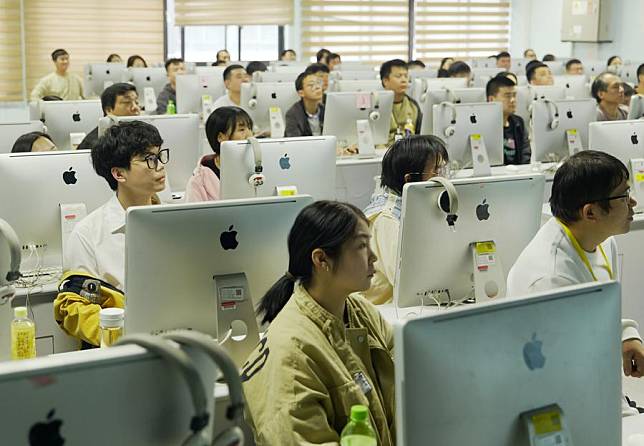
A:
<box><xmin>0</xmin><ymin>0</ymin><xmax>23</xmax><ymax>101</ymax></box>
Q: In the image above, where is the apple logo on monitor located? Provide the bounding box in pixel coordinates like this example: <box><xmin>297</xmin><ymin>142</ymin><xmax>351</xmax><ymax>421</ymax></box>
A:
<box><xmin>146</xmin><ymin>76</ymin><xmax>151</xmax><ymax>82</ymax></box>
<box><xmin>566</xmin><ymin>110</ymin><xmax>573</xmax><ymax>119</ymax></box>
<box><xmin>271</xmin><ymin>92</ymin><xmax>277</xmax><ymax>99</ymax></box>
<box><xmin>279</xmin><ymin>154</ymin><xmax>291</xmax><ymax>170</ymax></box>
<box><xmin>220</xmin><ymin>225</ymin><xmax>239</xmax><ymax>250</ymax></box>
<box><xmin>62</xmin><ymin>167</ymin><xmax>77</xmax><ymax>185</ymax></box>
<box><xmin>72</xmin><ymin>112</ymin><xmax>81</xmax><ymax>122</ymax></box>
<box><xmin>28</xmin><ymin>409</ymin><xmax>65</xmax><ymax>446</ymax></box>
<box><xmin>469</xmin><ymin>114</ymin><xmax>477</xmax><ymax>124</ymax></box>
<box><xmin>475</xmin><ymin>199</ymin><xmax>490</xmax><ymax>221</ymax></box>
<box><xmin>523</xmin><ymin>333</ymin><xmax>546</xmax><ymax>370</ymax></box>
<box><xmin>632</xmin><ymin>132</ymin><xmax>639</xmax><ymax>145</ymax></box>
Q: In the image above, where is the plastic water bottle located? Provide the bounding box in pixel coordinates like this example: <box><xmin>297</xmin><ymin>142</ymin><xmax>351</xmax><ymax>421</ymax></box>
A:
<box><xmin>11</xmin><ymin>306</ymin><xmax>36</xmax><ymax>360</ymax></box>
<box><xmin>166</xmin><ymin>99</ymin><xmax>177</xmax><ymax>115</ymax></box>
<box><xmin>340</xmin><ymin>405</ymin><xmax>377</xmax><ymax>446</ymax></box>
<box><xmin>99</xmin><ymin>308</ymin><xmax>125</xmax><ymax>347</ymax></box>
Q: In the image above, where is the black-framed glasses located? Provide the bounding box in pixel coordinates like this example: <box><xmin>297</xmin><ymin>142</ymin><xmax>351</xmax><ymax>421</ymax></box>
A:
<box><xmin>587</xmin><ymin>188</ymin><xmax>631</xmax><ymax>204</ymax></box>
<box><xmin>140</xmin><ymin>148</ymin><xmax>169</xmax><ymax>170</ymax></box>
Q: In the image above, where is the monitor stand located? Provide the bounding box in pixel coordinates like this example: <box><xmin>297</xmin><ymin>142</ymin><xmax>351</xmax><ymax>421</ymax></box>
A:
<box><xmin>356</xmin><ymin>119</ymin><xmax>376</xmax><ymax>158</ymax></box>
<box><xmin>212</xmin><ymin>272</ymin><xmax>260</xmax><ymax>368</ymax></box>
<box><xmin>269</xmin><ymin>106</ymin><xmax>285</xmax><ymax>138</ymax></box>
<box><xmin>520</xmin><ymin>404</ymin><xmax>574</xmax><ymax>445</ymax></box>
<box><xmin>470</xmin><ymin>240</ymin><xmax>505</xmax><ymax>301</ymax></box>
<box><xmin>469</xmin><ymin>134</ymin><xmax>492</xmax><ymax>177</ymax></box>
<box><xmin>566</xmin><ymin>128</ymin><xmax>583</xmax><ymax>156</ymax></box>
<box><xmin>629</xmin><ymin>158</ymin><xmax>644</xmax><ymax>214</ymax></box>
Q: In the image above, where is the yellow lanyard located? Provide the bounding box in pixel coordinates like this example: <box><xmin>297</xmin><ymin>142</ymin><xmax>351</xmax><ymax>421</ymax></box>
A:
<box><xmin>557</xmin><ymin>220</ymin><xmax>613</xmax><ymax>281</ymax></box>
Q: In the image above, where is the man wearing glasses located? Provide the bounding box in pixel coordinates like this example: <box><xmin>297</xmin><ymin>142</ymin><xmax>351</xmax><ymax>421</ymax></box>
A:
<box><xmin>508</xmin><ymin>150</ymin><xmax>644</xmax><ymax>416</ymax></box>
<box><xmin>285</xmin><ymin>71</ymin><xmax>325</xmax><ymax>137</ymax></box>
<box><xmin>593</xmin><ymin>71</ymin><xmax>629</xmax><ymax>121</ymax></box>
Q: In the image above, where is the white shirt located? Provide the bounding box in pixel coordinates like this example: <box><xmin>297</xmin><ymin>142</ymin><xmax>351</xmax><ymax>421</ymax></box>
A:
<box><xmin>212</xmin><ymin>93</ymin><xmax>239</xmax><ymax>110</ymax></box>
<box><xmin>507</xmin><ymin>217</ymin><xmax>642</xmax><ymax>416</ymax></box>
<box><xmin>63</xmin><ymin>195</ymin><xmax>125</xmax><ymax>290</ymax></box>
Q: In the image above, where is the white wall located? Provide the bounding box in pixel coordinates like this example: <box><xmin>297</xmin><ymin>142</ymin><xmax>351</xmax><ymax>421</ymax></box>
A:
<box><xmin>510</xmin><ymin>0</ymin><xmax>644</xmax><ymax>63</ymax></box>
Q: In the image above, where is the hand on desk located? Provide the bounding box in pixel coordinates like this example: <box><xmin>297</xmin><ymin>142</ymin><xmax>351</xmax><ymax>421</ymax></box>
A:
<box><xmin>337</xmin><ymin>144</ymin><xmax>359</xmax><ymax>157</ymax></box>
<box><xmin>623</xmin><ymin>339</ymin><xmax>644</xmax><ymax>377</ymax></box>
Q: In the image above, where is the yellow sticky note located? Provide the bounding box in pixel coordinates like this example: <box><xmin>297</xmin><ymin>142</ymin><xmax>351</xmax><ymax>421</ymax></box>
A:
<box><xmin>635</xmin><ymin>172</ymin><xmax>644</xmax><ymax>183</ymax></box>
<box><xmin>475</xmin><ymin>241</ymin><xmax>496</xmax><ymax>255</ymax></box>
<box><xmin>269</xmin><ymin>106</ymin><xmax>280</xmax><ymax>113</ymax></box>
<box><xmin>471</xmin><ymin>134</ymin><xmax>481</xmax><ymax>140</ymax></box>
<box><xmin>567</xmin><ymin>129</ymin><xmax>577</xmax><ymax>135</ymax></box>
<box><xmin>531</xmin><ymin>411</ymin><xmax>562</xmax><ymax>435</ymax></box>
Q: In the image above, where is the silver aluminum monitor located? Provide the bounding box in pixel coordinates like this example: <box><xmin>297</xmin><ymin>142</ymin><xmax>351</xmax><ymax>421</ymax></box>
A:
<box><xmin>544</xmin><ymin>60</ymin><xmax>565</xmax><ymax>75</ymax></box>
<box><xmin>586</xmin><ymin>60</ymin><xmax>609</xmax><ymax>77</ymax></box>
<box><xmin>40</xmin><ymin>100</ymin><xmax>102</xmax><ymax>150</ymax></box>
<box><xmin>240</xmin><ymin>82</ymin><xmax>299</xmax><ymax>133</ymax></box>
<box><xmin>83</xmin><ymin>63</ymin><xmax>128</xmax><ymax>97</ymax></box>
<box><xmin>510</xmin><ymin>58</ymin><xmax>531</xmax><ymax>73</ymax></box>
<box><xmin>530</xmin><ymin>98</ymin><xmax>597</xmax><ymax>162</ymax></box>
<box><xmin>329</xmin><ymin>71</ymin><xmax>379</xmax><ymax>81</ymax></box>
<box><xmin>125</xmin><ymin>195</ymin><xmax>314</xmax><ymax>336</ymax></box>
<box><xmin>628</xmin><ymin>94</ymin><xmax>644</xmax><ymax>120</ymax></box>
<box><xmin>219</xmin><ymin>136</ymin><xmax>336</xmax><ymax>200</ymax></box>
<box><xmin>253</xmin><ymin>71</ymin><xmax>299</xmax><ymax>83</ymax></box>
<box><xmin>395</xmin><ymin>281</ymin><xmax>621</xmax><ymax>446</ymax></box>
<box><xmin>115</xmin><ymin>114</ymin><xmax>200</xmax><ymax>192</ymax></box>
<box><xmin>330</xmin><ymin>79</ymin><xmax>383</xmax><ymax>92</ymax></box>
<box><xmin>271</xmin><ymin>64</ymin><xmax>308</xmax><ymax>73</ymax></box>
<box><xmin>124</xmin><ymin>67</ymin><xmax>168</xmax><ymax>98</ymax></box>
<box><xmin>553</xmin><ymin>75</ymin><xmax>591</xmax><ymax>99</ymax></box>
<box><xmin>0</xmin><ymin>344</ymin><xmax>216</xmax><ymax>445</ymax></box>
<box><xmin>410</xmin><ymin>77</ymin><xmax>468</xmax><ymax>104</ymax></box>
<box><xmin>515</xmin><ymin>85</ymin><xmax>566</xmax><ymax>123</ymax></box>
<box><xmin>419</xmin><ymin>87</ymin><xmax>486</xmax><ymax>135</ymax></box>
<box><xmin>332</xmin><ymin>62</ymin><xmax>376</xmax><ymax>71</ymax></box>
<box><xmin>0</xmin><ymin>120</ymin><xmax>46</xmax><ymax>153</ymax></box>
<box><xmin>176</xmin><ymin>74</ymin><xmax>226</xmax><ymax>114</ymax></box>
<box><xmin>194</xmin><ymin>66</ymin><xmax>226</xmax><ymax>77</ymax></box>
<box><xmin>394</xmin><ymin>174</ymin><xmax>544</xmax><ymax>307</ymax></box>
<box><xmin>0</xmin><ymin>151</ymin><xmax>113</xmax><ymax>270</ymax></box>
<box><xmin>471</xmin><ymin>68</ymin><xmax>505</xmax><ymax>88</ymax></box>
<box><xmin>469</xmin><ymin>58</ymin><xmax>496</xmax><ymax>69</ymax></box>
<box><xmin>432</xmin><ymin>102</ymin><xmax>504</xmax><ymax>169</ymax></box>
<box><xmin>323</xmin><ymin>91</ymin><xmax>394</xmax><ymax>148</ymax></box>
<box><xmin>588</xmin><ymin>119</ymin><xmax>644</xmax><ymax>167</ymax></box>
<box><xmin>621</xmin><ymin>64</ymin><xmax>641</xmax><ymax>84</ymax></box>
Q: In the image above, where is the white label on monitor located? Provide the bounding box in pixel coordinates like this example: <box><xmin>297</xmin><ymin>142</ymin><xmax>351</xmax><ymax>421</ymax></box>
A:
<box><xmin>566</xmin><ymin>129</ymin><xmax>583</xmax><ymax>155</ymax></box>
<box><xmin>219</xmin><ymin>286</ymin><xmax>244</xmax><ymax>302</ymax></box>
<box><xmin>198</xmin><ymin>76</ymin><xmax>210</xmax><ymax>89</ymax></box>
<box><xmin>355</xmin><ymin>93</ymin><xmax>371</xmax><ymax>109</ymax></box>
<box><xmin>144</xmin><ymin>87</ymin><xmax>157</xmax><ymax>111</ymax></box>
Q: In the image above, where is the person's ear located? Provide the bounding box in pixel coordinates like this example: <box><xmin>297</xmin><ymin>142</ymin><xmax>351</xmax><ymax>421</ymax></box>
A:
<box><xmin>297</xmin><ymin>89</ymin><xmax>305</xmax><ymax>99</ymax></box>
<box><xmin>217</xmin><ymin>132</ymin><xmax>227</xmax><ymax>143</ymax></box>
<box><xmin>311</xmin><ymin>248</ymin><xmax>331</xmax><ymax>273</ymax></box>
<box><xmin>403</xmin><ymin>173</ymin><xmax>412</xmax><ymax>183</ymax></box>
<box><xmin>214</xmin><ymin>153</ymin><xmax>221</xmax><ymax>169</ymax></box>
<box><xmin>580</xmin><ymin>203</ymin><xmax>599</xmax><ymax>221</ymax></box>
<box><xmin>111</xmin><ymin>166</ymin><xmax>127</xmax><ymax>186</ymax></box>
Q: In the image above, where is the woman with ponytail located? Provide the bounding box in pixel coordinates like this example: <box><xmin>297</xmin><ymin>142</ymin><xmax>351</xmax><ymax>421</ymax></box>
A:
<box><xmin>241</xmin><ymin>201</ymin><xmax>395</xmax><ymax>446</ymax></box>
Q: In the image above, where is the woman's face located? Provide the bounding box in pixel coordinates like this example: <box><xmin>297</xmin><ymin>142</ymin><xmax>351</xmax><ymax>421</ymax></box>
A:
<box><xmin>215</xmin><ymin>119</ymin><xmax>253</xmax><ymax>168</ymax></box>
<box><xmin>31</xmin><ymin>136</ymin><xmax>56</xmax><ymax>152</ymax></box>
<box><xmin>131</xmin><ymin>58</ymin><xmax>146</xmax><ymax>68</ymax></box>
<box><xmin>327</xmin><ymin>218</ymin><xmax>377</xmax><ymax>294</ymax></box>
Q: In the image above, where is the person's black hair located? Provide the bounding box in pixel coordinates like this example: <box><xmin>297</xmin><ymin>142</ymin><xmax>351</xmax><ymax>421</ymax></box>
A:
<box><xmin>164</xmin><ymin>58</ymin><xmax>184</xmax><ymax>72</ymax></box>
<box><xmin>100</xmin><ymin>83</ymin><xmax>137</xmax><ymax>115</ymax></box>
<box><xmin>295</xmin><ymin>71</ymin><xmax>316</xmax><ymax>91</ymax></box>
<box><xmin>623</xmin><ymin>82</ymin><xmax>635</xmax><ymax>98</ymax></box>
<box><xmin>637</xmin><ymin>63</ymin><xmax>644</xmax><ymax>82</ymax></box>
<box><xmin>42</xmin><ymin>95</ymin><xmax>62</xmax><ymax>101</ymax></box>
<box><xmin>439</xmin><ymin>58</ymin><xmax>453</xmax><ymax>71</ymax></box>
<box><xmin>316</xmin><ymin>48</ymin><xmax>331</xmax><ymax>64</ymax></box>
<box><xmin>407</xmin><ymin>60</ymin><xmax>426</xmax><ymax>69</ymax></box>
<box><xmin>497</xmin><ymin>51</ymin><xmax>511</xmax><ymax>59</ymax></box>
<box><xmin>380</xmin><ymin>59</ymin><xmax>408</xmax><ymax>84</ymax></box>
<box><xmin>497</xmin><ymin>71</ymin><xmax>518</xmax><ymax>85</ymax></box>
<box><xmin>542</xmin><ymin>54</ymin><xmax>555</xmax><ymax>62</ymax></box>
<box><xmin>246</xmin><ymin>61</ymin><xmax>268</xmax><ymax>76</ymax></box>
<box><xmin>447</xmin><ymin>61</ymin><xmax>471</xmax><ymax>77</ymax></box>
<box><xmin>329</xmin><ymin>53</ymin><xmax>341</xmax><ymax>62</ymax></box>
<box><xmin>258</xmin><ymin>200</ymin><xmax>368</xmax><ymax>325</ymax></box>
<box><xmin>204</xmin><ymin>106</ymin><xmax>253</xmax><ymax>157</ymax></box>
<box><xmin>51</xmin><ymin>49</ymin><xmax>68</xmax><ymax>61</ymax></box>
<box><xmin>127</xmin><ymin>55</ymin><xmax>148</xmax><ymax>68</ymax></box>
<box><xmin>223</xmin><ymin>64</ymin><xmax>245</xmax><ymax>81</ymax></box>
<box><xmin>106</xmin><ymin>54</ymin><xmax>121</xmax><ymax>63</ymax></box>
<box><xmin>11</xmin><ymin>132</ymin><xmax>54</xmax><ymax>153</ymax></box>
<box><xmin>92</xmin><ymin>120</ymin><xmax>163</xmax><ymax>191</ymax></box>
<box><xmin>380</xmin><ymin>135</ymin><xmax>449</xmax><ymax>196</ymax></box>
<box><xmin>486</xmin><ymin>74</ymin><xmax>516</xmax><ymax>98</ymax></box>
<box><xmin>526</xmin><ymin>61</ymin><xmax>548</xmax><ymax>82</ymax></box>
<box><xmin>280</xmin><ymin>49</ymin><xmax>296</xmax><ymax>59</ymax></box>
<box><xmin>565</xmin><ymin>58</ymin><xmax>582</xmax><ymax>71</ymax></box>
<box><xmin>607</xmin><ymin>55</ymin><xmax>621</xmax><ymax>67</ymax></box>
<box><xmin>591</xmin><ymin>71</ymin><xmax>618</xmax><ymax>103</ymax></box>
<box><xmin>550</xmin><ymin>150</ymin><xmax>629</xmax><ymax>224</ymax></box>
<box><xmin>305</xmin><ymin>63</ymin><xmax>330</xmax><ymax>75</ymax></box>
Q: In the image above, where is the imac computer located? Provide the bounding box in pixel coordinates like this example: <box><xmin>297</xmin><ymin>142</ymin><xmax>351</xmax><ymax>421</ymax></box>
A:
<box><xmin>621</xmin><ymin>64</ymin><xmax>641</xmax><ymax>84</ymax></box>
<box><xmin>83</xmin><ymin>63</ymin><xmax>128</xmax><ymax>97</ymax></box>
<box><xmin>123</xmin><ymin>67</ymin><xmax>168</xmax><ymax>98</ymax></box>
<box><xmin>395</xmin><ymin>281</ymin><xmax>621</xmax><ymax>446</ymax></box>
<box><xmin>419</xmin><ymin>87</ymin><xmax>486</xmax><ymax>135</ymax></box>
<box><xmin>471</xmin><ymin>68</ymin><xmax>505</xmax><ymax>88</ymax></box>
<box><xmin>323</xmin><ymin>91</ymin><xmax>394</xmax><ymax>150</ymax></box>
<box><xmin>530</xmin><ymin>98</ymin><xmax>597</xmax><ymax>162</ymax></box>
<box><xmin>588</xmin><ymin>119</ymin><xmax>644</xmax><ymax>167</ymax></box>
<box><xmin>469</xmin><ymin>58</ymin><xmax>496</xmax><ymax>69</ymax></box>
<box><xmin>39</xmin><ymin>100</ymin><xmax>102</xmax><ymax>150</ymax></box>
<box><xmin>0</xmin><ymin>343</ymin><xmax>217</xmax><ymax>444</ymax></box>
<box><xmin>125</xmin><ymin>195</ymin><xmax>314</xmax><ymax>337</ymax></box>
<box><xmin>510</xmin><ymin>58</ymin><xmax>531</xmax><ymax>73</ymax></box>
<box><xmin>544</xmin><ymin>60</ymin><xmax>565</xmax><ymax>75</ymax></box>
<box><xmin>194</xmin><ymin>66</ymin><xmax>226</xmax><ymax>77</ymax></box>
<box><xmin>329</xmin><ymin>79</ymin><xmax>383</xmax><ymax>92</ymax></box>
<box><xmin>115</xmin><ymin>114</ymin><xmax>201</xmax><ymax>192</ymax></box>
<box><xmin>515</xmin><ymin>85</ymin><xmax>566</xmax><ymax>123</ymax></box>
<box><xmin>175</xmin><ymin>74</ymin><xmax>226</xmax><ymax>115</ymax></box>
<box><xmin>329</xmin><ymin>71</ymin><xmax>379</xmax><ymax>81</ymax></box>
<box><xmin>410</xmin><ymin>77</ymin><xmax>469</xmax><ymax>104</ymax></box>
<box><xmin>219</xmin><ymin>136</ymin><xmax>337</xmax><ymax>200</ymax></box>
<box><xmin>0</xmin><ymin>120</ymin><xmax>46</xmax><ymax>153</ymax></box>
<box><xmin>432</xmin><ymin>102</ymin><xmax>504</xmax><ymax>170</ymax></box>
<box><xmin>586</xmin><ymin>60</ymin><xmax>609</xmax><ymax>77</ymax></box>
<box><xmin>394</xmin><ymin>174</ymin><xmax>545</xmax><ymax>307</ymax></box>
<box><xmin>252</xmin><ymin>71</ymin><xmax>299</xmax><ymax>83</ymax></box>
<box><xmin>628</xmin><ymin>94</ymin><xmax>644</xmax><ymax>120</ymax></box>
<box><xmin>239</xmin><ymin>82</ymin><xmax>299</xmax><ymax>134</ymax></box>
<box><xmin>0</xmin><ymin>150</ymin><xmax>113</xmax><ymax>271</ymax></box>
<box><xmin>332</xmin><ymin>62</ymin><xmax>376</xmax><ymax>72</ymax></box>
<box><xmin>271</xmin><ymin>64</ymin><xmax>308</xmax><ymax>73</ymax></box>
<box><xmin>553</xmin><ymin>75</ymin><xmax>591</xmax><ymax>99</ymax></box>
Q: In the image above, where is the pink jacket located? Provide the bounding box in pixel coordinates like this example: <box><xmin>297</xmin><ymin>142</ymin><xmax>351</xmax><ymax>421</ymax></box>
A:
<box><xmin>184</xmin><ymin>155</ymin><xmax>221</xmax><ymax>203</ymax></box>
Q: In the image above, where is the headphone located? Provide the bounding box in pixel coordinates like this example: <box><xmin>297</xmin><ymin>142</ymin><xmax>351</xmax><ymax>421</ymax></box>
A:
<box><xmin>247</xmin><ymin>84</ymin><xmax>258</xmax><ymax>109</ymax></box>
<box><xmin>368</xmin><ymin>92</ymin><xmax>381</xmax><ymax>121</ymax></box>
<box><xmin>430</xmin><ymin>176</ymin><xmax>459</xmax><ymax>228</ymax></box>
<box><xmin>444</xmin><ymin>86</ymin><xmax>459</xmax><ymax>104</ymax></box>
<box><xmin>115</xmin><ymin>334</ymin><xmax>212</xmax><ymax>446</ymax></box>
<box><xmin>542</xmin><ymin>99</ymin><xmax>560</xmax><ymax>130</ymax></box>
<box><xmin>163</xmin><ymin>331</ymin><xmax>245</xmax><ymax>446</ymax></box>
<box><xmin>0</xmin><ymin>218</ymin><xmax>21</xmax><ymax>300</ymax></box>
<box><xmin>247</xmin><ymin>137</ymin><xmax>265</xmax><ymax>191</ymax></box>
<box><xmin>98</xmin><ymin>115</ymin><xmax>119</xmax><ymax>138</ymax></box>
<box><xmin>439</xmin><ymin>102</ymin><xmax>458</xmax><ymax>138</ymax></box>
<box><xmin>419</xmin><ymin>78</ymin><xmax>430</xmax><ymax>103</ymax></box>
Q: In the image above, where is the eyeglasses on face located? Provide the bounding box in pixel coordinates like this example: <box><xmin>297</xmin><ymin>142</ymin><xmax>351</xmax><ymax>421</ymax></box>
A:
<box><xmin>137</xmin><ymin>148</ymin><xmax>169</xmax><ymax>170</ymax></box>
<box><xmin>586</xmin><ymin>188</ymin><xmax>631</xmax><ymax>204</ymax></box>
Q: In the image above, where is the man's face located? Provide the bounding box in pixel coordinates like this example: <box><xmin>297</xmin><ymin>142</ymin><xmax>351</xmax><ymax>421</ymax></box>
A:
<box><xmin>281</xmin><ymin>51</ymin><xmax>296</xmax><ymax>62</ymax></box>
<box><xmin>598</xmin><ymin>74</ymin><xmax>625</xmax><ymax>106</ymax></box>
<box><xmin>117</xmin><ymin>146</ymin><xmax>167</xmax><ymax>196</ymax></box>
<box><xmin>566</xmin><ymin>63</ymin><xmax>584</xmax><ymax>75</ymax></box>
<box><xmin>55</xmin><ymin>54</ymin><xmax>70</xmax><ymax>73</ymax></box>
<box><xmin>225</xmin><ymin>68</ymin><xmax>248</xmax><ymax>94</ymax></box>
<box><xmin>217</xmin><ymin>51</ymin><xmax>230</xmax><ymax>65</ymax></box>
<box><xmin>314</xmin><ymin>71</ymin><xmax>329</xmax><ymax>92</ymax></box>
<box><xmin>382</xmin><ymin>66</ymin><xmax>409</xmax><ymax>96</ymax></box>
<box><xmin>32</xmin><ymin>136</ymin><xmax>56</xmax><ymax>152</ymax></box>
<box><xmin>298</xmin><ymin>75</ymin><xmax>323</xmax><ymax>102</ymax></box>
<box><xmin>329</xmin><ymin>57</ymin><xmax>341</xmax><ymax>71</ymax></box>
<box><xmin>590</xmin><ymin>179</ymin><xmax>636</xmax><ymax>237</ymax></box>
<box><xmin>524</xmin><ymin>50</ymin><xmax>537</xmax><ymax>60</ymax></box>
<box><xmin>167</xmin><ymin>62</ymin><xmax>186</xmax><ymax>86</ymax></box>
<box><xmin>107</xmin><ymin>91</ymin><xmax>141</xmax><ymax>117</ymax></box>
<box><xmin>531</xmin><ymin>67</ymin><xmax>554</xmax><ymax>86</ymax></box>
<box><xmin>489</xmin><ymin>85</ymin><xmax>517</xmax><ymax>116</ymax></box>
<box><xmin>497</xmin><ymin>56</ymin><xmax>511</xmax><ymax>70</ymax></box>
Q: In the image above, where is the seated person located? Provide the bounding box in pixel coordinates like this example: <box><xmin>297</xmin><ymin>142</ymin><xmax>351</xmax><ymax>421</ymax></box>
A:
<box><xmin>127</xmin><ymin>55</ymin><xmax>148</xmax><ymax>68</ymax></box>
<box><xmin>437</xmin><ymin>57</ymin><xmax>453</xmax><ymax>78</ymax></box>
<box><xmin>447</xmin><ymin>61</ymin><xmax>472</xmax><ymax>85</ymax></box>
<box><xmin>213</xmin><ymin>64</ymin><xmax>248</xmax><ymax>109</ymax></box>
<box><xmin>78</xmin><ymin>82</ymin><xmax>141</xmax><ymax>151</ymax></box>
<box><xmin>212</xmin><ymin>49</ymin><xmax>230</xmax><ymax>67</ymax></box>
<box><xmin>487</xmin><ymin>74</ymin><xmax>530</xmax><ymax>164</ymax></box>
<box><xmin>285</xmin><ymin>72</ymin><xmax>324</xmax><ymax>137</ymax></box>
<box><xmin>11</xmin><ymin>131</ymin><xmax>57</xmax><ymax>153</ymax></box>
<box><xmin>565</xmin><ymin>58</ymin><xmax>584</xmax><ymax>75</ymax></box>
<box><xmin>246</xmin><ymin>61</ymin><xmax>268</xmax><ymax>78</ymax></box>
<box><xmin>30</xmin><ymin>48</ymin><xmax>84</xmax><ymax>101</ymax></box>
<box><xmin>106</xmin><ymin>54</ymin><xmax>122</xmax><ymax>63</ymax></box>
<box><xmin>316</xmin><ymin>48</ymin><xmax>331</xmax><ymax>66</ymax></box>
<box><xmin>407</xmin><ymin>60</ymin><xmax>425</xmax><ymax>71</ymax></box>
<box><xmin>59</xmin><ymin>121</ymin><xmax>167</xmax><ymax>345</ymax></box>
<box><xmin>362</xmin><ymin>135</ymin><xmax>448</xmax><ymax>304</ymax></box>
<box><xmin>542</xmin><ymin>54</ymin><xmax>556</xmax><ymax>62</ymax></box>
<box><xmin>496</xmin><ymin>51</ymin><xmax>511</xmax><ymax>70</ymax></box>
<box><xmin>305</xmin><ymin>63</ymin><xmax>331</xmax><ymax>96</ymax></box>
<box><xmin>328</xmin><ymin>52</ymin><xmax>342</xmax><ymax>71</ymax></box>
<box><xmin>242</xmin><ymin>200</ymin><xmax>394</xmax><ymax>445</ymax></box>
<box><xmin>507</xmin><ymin>150</ymin><xmax>644</xmax><ymax>416</ymax></box>
<box><xmin>607</xmin><ymin>55</ymin><xmax>623</xmax><ymax>73</ymax></box>
<box><xmin>526</xmin><ymin>60</ymin><xmax>554</xmax><ymax>86</ymax></box>
<box><xmin>592</xmin><ymin>71</ymin><xmax>629</xmax><ymax>121</ymax></box>
<box><xmin>184</xmin><ymin>106</ymin><xmax>253</xmax><ymax>202</ymax></box>
<box><xmin>523</xmin><ymin>48</ymin><xmax>537</xmax><ymax>61</ymax></box>
<box><xmin>280</xmin><ymin>49</ymin><xmax>296</xmax><ymax>62</ymax></box>
<box><xmin>155</xmin><ymin>58</ymin><xmax>185</xmax><ymax>114</ymax></box>
<box><xmin>380</xmin><ymin>59</ymin><xmax>422</xmax><ymax>145</ymax></box>
<box><xmin>636</xmin><ymin>63</ymin><xmax>644</xmax><ymax>96</ymax></box>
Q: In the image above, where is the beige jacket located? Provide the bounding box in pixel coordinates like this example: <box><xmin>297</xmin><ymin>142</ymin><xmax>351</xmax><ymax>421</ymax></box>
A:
<box><xmin>30</xmin><ymin>71</ymin><xmax>84</xmax><ymax>101</ymax></box>
<box><xmin>241</xmin><ymin>283</ymin><xmax>396</xmax><ymax>445</ymax></box>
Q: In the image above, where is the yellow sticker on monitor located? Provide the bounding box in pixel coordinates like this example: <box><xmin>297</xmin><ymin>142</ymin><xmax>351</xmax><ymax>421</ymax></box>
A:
<box><xmin>635</xmin><ymin>172</ymin><xmax>644</xmax><ymax>183</ymax></box>
<box><xmin>276</xmin><ymin>185</ymin><xmax>298</xmax><ymax>196</ymax></box>
<box><xmin>269</xmin><ymin>106</ymin><xmax>280</xmax><ymax>113</ymax></box>
<box><xmin>566</xmin><ymin>129</ymin><xmax>577</xmax><ymax>135</ymax></box>
<box><xmin>471</xmin><ymin>134</ymin><xmax>481</xmax><ymax>140</ymax></box>
<box><xmin>475</xmin><ymin>241</ymin><xmax>496</xmax><ymax>255</ymax></box>
<box><xmin>531</xmin><ymin>411</ymin><xmax>562</xmax><ymax>435</ymax></box>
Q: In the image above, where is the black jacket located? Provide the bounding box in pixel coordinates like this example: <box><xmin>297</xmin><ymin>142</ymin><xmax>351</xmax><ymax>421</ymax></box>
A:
<box><xmin>285</xmin><ymin>100</ymin><xmax>325</xmax><ymax>137</ymax></box>
<box><xmin>77</xmin><ymin>126</ymin><xmax>99</xmax><ymax>151</ymax></box>
<box><xmin>504</xmin><ymin>113</ymin><xmax>531</xmax><ymax>165</ymax></box>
